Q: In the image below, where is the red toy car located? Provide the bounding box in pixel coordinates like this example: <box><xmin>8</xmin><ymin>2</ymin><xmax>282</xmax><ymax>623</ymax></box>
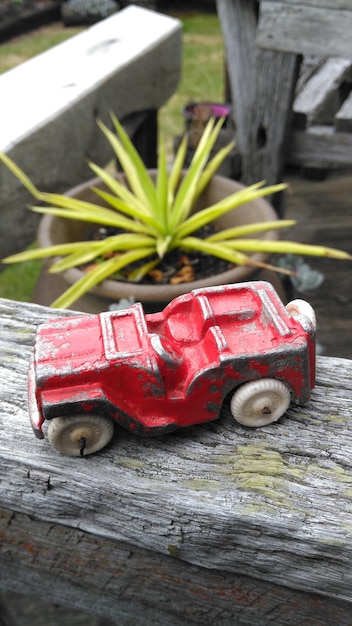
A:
<box><xmin>28</xmin><ymin>281</ymin><xmax>316</xmax><ymax>456</ymax></box>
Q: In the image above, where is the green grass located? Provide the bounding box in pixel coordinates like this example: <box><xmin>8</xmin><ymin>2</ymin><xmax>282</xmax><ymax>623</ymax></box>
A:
<box><xmin>0</xmin><ymin>12</ymin><xmax>224</xmax><ymax>303</ymax></box>
<box><xmin>0</xmin><ymin>254</ymin><xmax>43</xmax><ymax>301</ymax></box>
<box><xmin>0</xmin><ymin>24</ymin><xmax>85</xmax><ymax>74</ymax></box>
<box><xmin>160</xmin><ymin>12</ymin><xmax>224</xmax><ymax>150</ymax></box>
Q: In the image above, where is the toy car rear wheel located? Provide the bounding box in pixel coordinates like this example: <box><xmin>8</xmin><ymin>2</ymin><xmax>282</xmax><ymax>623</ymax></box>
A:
<box><xmin>286</xmin><ymin>299</ymin><xmax>316</xmax><ymax>330</ymax></box>
<box><xmin>47</xmin><ymin>414</ymin><xmax>114</xmax><ymax>457</ymax></box>
<box><xmin>230</xmin><ymin>378</ymin><xmax>291</xmax><ymax>427</ymax></box>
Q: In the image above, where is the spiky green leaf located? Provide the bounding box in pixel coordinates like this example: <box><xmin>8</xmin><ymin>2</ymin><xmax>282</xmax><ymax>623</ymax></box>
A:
<box><xmin>194</xmin><ymin>141</ymin><xmax>236</xmax><ymax>199</ymax></box>
<box><xmin>106</xmin><ymin>115</ymin><xmax>157</xmax><ymax>210</ymax></box>
<box><xmin>91</xmin><ymin>187</ymin><xmax>163</xmax><ymax>235</ymax></box>
<box><xmin>156</xmin><ymin>134</ymin><xmax>169</xmax><ymax>227</ymax></box>
<box><xmin>51</xmin><ymin>247</ymin><xmax>156</xmax><ymax>309</ymax></box>
<box><xmin>175</xmin><ymin>182</ymin><xmax>288</xmax><ymax>239</ymax></box>
<box><xmin>179</xmin><ymin>236</ymin><xmax>253</xmax><ymax>266</ymax></box>
<box><xmin>2</xmin><ymin>241</ymin><xmax>102</xmax><ymax>264</ymax></box>
<box><xmin>169</xmin><ymin>118</ymin><xmax>223</xmax><ymax>229</ymax></box>
<box><xmin>30</xmin><ymin>205</ymin><xmax>149</xmax><ymax>233</ymax></box>
<box><xmin>224</xmin><ymin>239</ymin><xmax>352</xmax><ymax>259</ymax></box>
<box><xmin>0</xmin><ymin>153</ymin><xmax>40</xmax><ymax>198</ymax></box>
<box><xmin>207</xmin><ymin>220</ymin><xmax>297</xmax><ymax>242</ymax></box>
<box><xmin>49</xmin><ymin>234</ymin><xmax>155</xmax><ymax>273</ymax></box>
<box><xmin>168</xmin><ymin>134</ymin><xmax>188</xmax><ymax>205</ymax></box>
<box><xmin>88</xmin><ymin>161</ymin><xmax>152</xmax><ymax>215</ymax></box>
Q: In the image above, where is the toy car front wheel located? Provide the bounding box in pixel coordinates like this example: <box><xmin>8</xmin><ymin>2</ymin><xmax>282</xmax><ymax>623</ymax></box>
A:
<box><xmin>47</xmin><ymin>414</ymin><xmax>114</xmax><ymax>457</ymax></box>
<box><xmin>230</xmin><ymin>378</ymin><xmax>291</xmax><ymax>427</ymax></box>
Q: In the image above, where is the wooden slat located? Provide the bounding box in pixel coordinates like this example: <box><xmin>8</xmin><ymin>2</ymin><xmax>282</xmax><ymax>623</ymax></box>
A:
<box><xmin>287</xmin><ymin>126</ymin><xmax>352</xmax><ymax>167</ymax></box>
<box><xmin>335</xmin><ymin>91</ymin><xmax>352</xmax><ymax>132</ymax></box>
<box><xmin>1</xmin><ymin>297</ymin><xmax>352</xmax><ymax>617</ymax></box>
<box><xmin>257</xmin><ymin>2</ymin><xmax>352</xmax><ymax>57</ymax></box>
<box><xmin>2</xmin><ymin>507</ymin><xmax>352</xmax><ymax>625</ymax></box>
<box><xmin>293</xmin><ymin>58</ymin><xmax>352</xmax><ymax>129</ymax></box>
<box><xmin>262</xmin><ymin>0</ymin><xmax>351</xmax><ymax>8</ymax></box>
<box><xmin>295</xmin><ymin>55</ymin><xmax>325</xmax><ymax>93</ymax></box>
<box><xmin>216</xmin><ymin>0</ymin><xmax>258</xmax><ymax>163</ymax></box>
<box><xmin>216</xmin><ymin>0</ymin><xmax>299</xmax><ymax>201</ymax></box>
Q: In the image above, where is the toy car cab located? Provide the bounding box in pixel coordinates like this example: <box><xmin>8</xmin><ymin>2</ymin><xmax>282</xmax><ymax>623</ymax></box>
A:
<box><xmin>28</xmin><ymin>281</ymin><xmax>316</xmax><ymax>456</ymax></box>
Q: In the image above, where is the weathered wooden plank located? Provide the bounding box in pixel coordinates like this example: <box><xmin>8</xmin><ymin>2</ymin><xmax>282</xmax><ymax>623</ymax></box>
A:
<box><xmin>287</xmin><ymin>126</ymin><xmax>352</xmax><ymax>168</ymax></box>
<box><xmin>215</xmin><ymin>0</ymin><xmax>257</xmax><ymax>162</ymax></box>
<box><xmin>0</xmin><ymin>589</ymin><xmax>113</xmax><ymax>626</ymax></box>
<box><xmin>335</xmin><ymin>90</ymin><xmax>352</xmax><ymax>133</ymax></box>
<box><xmin>1</xmin><ymin>297</ymin><xmax>352</xmax><ymax>610</ymax></box>
<box><xmin>257</xmin><ymin>2</ymin><xmax>352</xmax><ymax>57</ymax></box>
<box><xmin>295</xmin><ymin>55</ymin><xmax>325</xmax><ymax>93</ymax></box>
<box><xmin>260</xmin><ymin>0</ymin><xmax>351</xmax><ymax>9</ymax></box>
<box><xmin>293</xmin><ymin>58</ymin><xmax>352</xmax><ymax>128</ymax></box>
<box><xmin>1</xmin><ymin>508</ymin><xmax>352</xmax><ymax>626</ymax></box>
<box><xmin>0</xmin><ymin>596</ymin><xmax>15</xmax><ymax>626</ymax></box>
<box><xmin>216</xmin><ymin>0</ymin><xmax>299</xmax><ymax>204</ymax></box>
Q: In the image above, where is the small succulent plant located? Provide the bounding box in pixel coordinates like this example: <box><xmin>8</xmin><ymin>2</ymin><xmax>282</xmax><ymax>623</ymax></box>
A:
<box><xmin>0</xmin><ymin>115</ymin><xmax>351</xmax><ymax>309</ymax></box>
<box><xmin>277</xmin><ymin>254</ymin><xmax>325</xmax><ymax>293</ymax></box>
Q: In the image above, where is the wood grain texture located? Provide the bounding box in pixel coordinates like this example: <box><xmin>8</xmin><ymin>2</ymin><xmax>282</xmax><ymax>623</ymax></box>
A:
<box><xmin>257</xmin><ymin>2</ymin><xmax>352</xmax><ymax>57</ymax></box>
<box><xmin>2</xmin><ymin>508</ymin><xmax>352</xmax><ymax>625</ymax></box>
<box><xmin>335</xmin><ymin>91</ymin><xmax>352</xmax><ymax>132</ymax></box>
<box><xmin>259</xmin><ymin>0</ymin><xmax>351</xmax><ymax>9</ymax></box>
<box><xmin>1</xmin><ymin>297</ymin><xmax>352</xmax><ymax>617</ymax></box>
<box><xmin>216</xmin><ymin>0</ymin><xmax>258</xmax><ymax>160</ymax></box>
<box><xmin>295</xmin><ymin>56</ymin><xmax>325</xmax><ymax>93</ymax></box>
<box><xmin>216</xmin><ymin>0</ymin><xmax>299</xmax><ymax>209</ymax></box>
<box><xmin>293</xmin><ymin>58</ymin><xmax>352</xmax><ymax>128</ymax></box>
<box><xmin>287</xmin><ymin>126</ymin><xmax>352</xmax><ymax>167</ymax></box>
<box><xmin>0</xmin><ymin>589</ymin><xmax>113</xmax><ymax>626</ymax></box>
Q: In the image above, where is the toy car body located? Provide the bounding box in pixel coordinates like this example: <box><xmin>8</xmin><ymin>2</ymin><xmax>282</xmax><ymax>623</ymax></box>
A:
<box><xmin>28</xmin><ymin>281</ymin><xmax>316</xmax><ymax>456</ymax></box>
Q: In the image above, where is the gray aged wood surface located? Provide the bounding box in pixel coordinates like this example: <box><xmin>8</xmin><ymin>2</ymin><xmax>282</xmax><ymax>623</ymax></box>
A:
<box><xmin>286</xmin><ymin>55</ymin><xmax>352</xmax><ymax>168</ymax></box>
<box><xmin>257</xmin><ymin>1</ymin><xmax>352</xmax><ymax>58</ymax></box>
<box><xmin>287</xmin><ymin>126</ymin><xmax>352</xmax><ymax>168</ymax></box>
<box><xmin>1</xmin><ymin>298</ymin><xmax>352</xmax><ymax>624</ymax></box>
<box><xmin>219</xmin><ymin>1</ymin><xmax>352</xmax><ymax>174</ymax></box>
<box><xmin>292</xmin><ymin>58</ymin><xmax>352</xmax><ymax>129</ymax></box>
<box><xmin>336</xmin><ymin>91</ymin><xmax>352</xmax><ymax>133</ymax></box>
<box><xmin>216</xmin><ymin>0</ymin><xmax>299</xmax><ymax>197</ymax></box>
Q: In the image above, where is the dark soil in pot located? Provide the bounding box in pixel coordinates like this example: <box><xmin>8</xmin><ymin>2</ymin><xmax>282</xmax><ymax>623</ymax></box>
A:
<box><xmin>86</xmin><ymin>223</ymin><xmax>232</xmax><ymax>288</ymax></box>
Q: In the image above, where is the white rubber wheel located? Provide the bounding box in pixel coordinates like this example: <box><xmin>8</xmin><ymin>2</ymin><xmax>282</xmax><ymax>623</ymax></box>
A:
<box><xmin>286</xmin><ymin>299</ymin><xmax>316</xmax><ymax>330</ymax></box>
<box><xmin>47</xmin><ymin>414</ymin><xmax>114</xmax><ymax>457</ymax></box>
<box><xmin>230</xmin><ymin>378</ymin><xmax>291</xmax><ymax>427</ymax></box>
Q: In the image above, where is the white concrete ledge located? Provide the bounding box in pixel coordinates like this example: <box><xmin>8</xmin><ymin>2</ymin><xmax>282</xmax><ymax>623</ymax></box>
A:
<box><xmin>0</xmin><ymin>6</ymin><xmax>181</xmax><ymax>258</ymax></box>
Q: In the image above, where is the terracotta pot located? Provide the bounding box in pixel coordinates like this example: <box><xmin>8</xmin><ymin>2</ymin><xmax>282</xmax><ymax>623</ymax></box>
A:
<box><xmin>33</xmin><ymin>173</ymin><xmax>283</xmax><ymax>313</ymax></box>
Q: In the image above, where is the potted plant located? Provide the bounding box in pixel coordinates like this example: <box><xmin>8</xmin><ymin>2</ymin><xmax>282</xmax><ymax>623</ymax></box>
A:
<box><xmin>0</xmin><ymin>115</ymin><xmax>350</xmax><ymax>312</ymax></box>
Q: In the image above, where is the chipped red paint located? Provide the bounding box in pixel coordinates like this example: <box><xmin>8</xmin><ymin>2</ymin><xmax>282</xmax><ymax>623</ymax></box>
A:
<box><xmin>28</xmin><ymin>281</ymin><xmax>315</xmax><ymax>440</ymax></box>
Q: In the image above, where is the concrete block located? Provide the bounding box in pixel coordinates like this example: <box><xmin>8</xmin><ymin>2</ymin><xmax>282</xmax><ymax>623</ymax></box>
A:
<box><xmin>0</xmin><ymin>6</ymin><xmax>181</xmax><ymax>258</ymax></box>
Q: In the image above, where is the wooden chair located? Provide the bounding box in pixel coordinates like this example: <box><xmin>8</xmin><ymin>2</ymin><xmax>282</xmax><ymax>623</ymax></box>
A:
<box><xmin>216</xmin><ymin>1</ymin><xmax>352</xmax><ymax>211</ymax></box>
